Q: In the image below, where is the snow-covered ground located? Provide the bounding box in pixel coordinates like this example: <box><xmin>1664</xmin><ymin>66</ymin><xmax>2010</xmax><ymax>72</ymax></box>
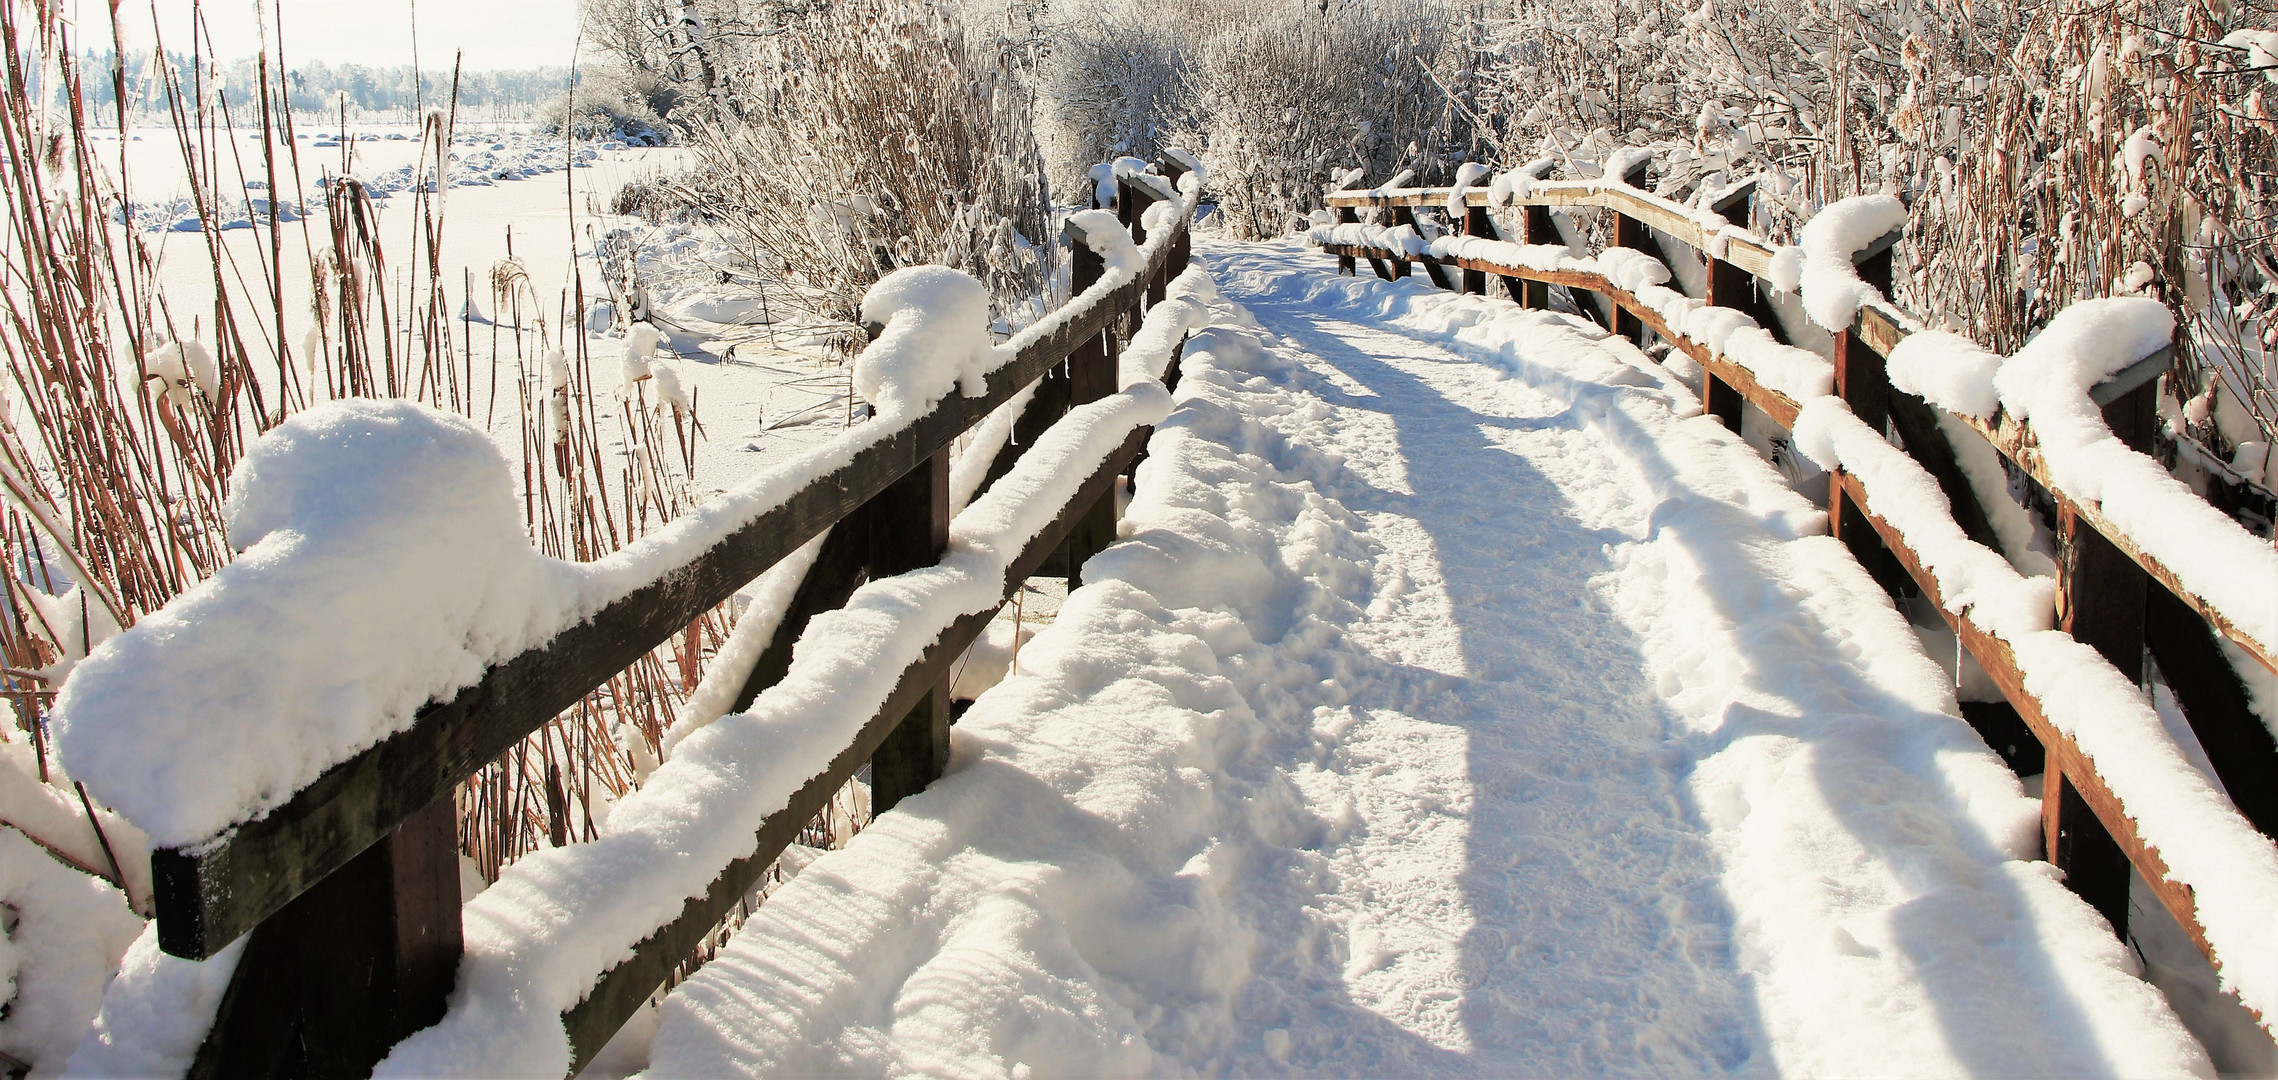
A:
<box><xmin>626</xmin><ymin>241</ymin><xmax>2215</xmax><ymax>1076</ymax></box>
<box><xmin>85</xmin><ymin>123</ymin><xmax>849</xmax><ymax>496</ymax></box>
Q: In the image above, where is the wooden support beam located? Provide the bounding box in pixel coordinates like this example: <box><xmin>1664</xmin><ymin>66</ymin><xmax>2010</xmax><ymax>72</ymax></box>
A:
<box><xmin>869</xmin><ymin>449</ymin><xmax>952</xmax><ymax>814</ymax></box>
<box><xmin>2147</xmin><ymin>585</ymin><xmax>2278</xmax><ymax>837</ymax></box>
<box><xmin>1517</xmin><ymin>205</ymin><xmax>1552</xmax><ymax>309</ymax></box>
<box><xmin>190</xmin><ymin>797</ymin><xmax>459</xmax><ymax>1079</ymax></box>
<box><xmin>1829</xmin><ymin>329</ymin><xmax>1907</xmax><ymax>599</ymax></box>
<box><xmin>1335</xmin><ymin>206</ymin><xmax>1359</xmax><ymax>277</ymax></box>
<box><xmin>1461</xmin><ymin>205</ymin><xmax>1493</xmax><ymax>295</ymax></box>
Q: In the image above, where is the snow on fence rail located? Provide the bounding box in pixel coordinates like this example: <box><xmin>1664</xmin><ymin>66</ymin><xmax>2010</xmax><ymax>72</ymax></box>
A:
<box><xmin>56</xmin><ymin>156</ymin><xmax>1203</xmax><ymax>1077</ymax></box>
<box><xmin>1314</xmin><ymin>167</ymin><xmax>2278</xmax><ymax>1029</ymax></box>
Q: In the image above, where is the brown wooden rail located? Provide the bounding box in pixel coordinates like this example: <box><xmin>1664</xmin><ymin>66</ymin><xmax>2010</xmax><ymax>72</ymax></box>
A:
<box><xmin>1320</xmin><ymin>170</ymin><xmax>2278</xmax><ymax>1026</ymax></box>
<box><xmin>174</xmin><ymin>157</ymin><xmax>1201</xmax><ymax>1077</ymax></box>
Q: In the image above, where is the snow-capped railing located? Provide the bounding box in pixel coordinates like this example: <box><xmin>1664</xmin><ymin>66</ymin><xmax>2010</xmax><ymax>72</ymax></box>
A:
<box><xmin>1316</xmin><ymin>172</ymin><xmax>2278</xmax><ymax>1029</ymax></box>
<box><xmin>112</xmin><ymin>156</ymin><xmax>1203</xmax><ymax>1076</ymax></box>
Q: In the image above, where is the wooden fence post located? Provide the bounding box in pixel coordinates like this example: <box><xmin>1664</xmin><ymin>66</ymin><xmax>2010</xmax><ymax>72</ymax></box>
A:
<box><xmin>1390</xmin><ymin>203</ymin><xmax>1449</xmax><ymax>289</ymax></box>
<box><xmin>1515</xmin><ymin>203</ymin><xmax>1553</xmax><ymax>309</ymax></box>
<box><xmin>2041</xmin><ymin>371</ymin><xmax>2161</xmax><ymax>935</ymax></box>
<box><xmin>1607</xmin><ymin>159</ymin><xmax>1662</xmax><ymax>347</ymax></box>
<box><xmin>1697</xmin><ymin>182</ymin><xmax>1762</xmax><ymax>430</ymax></box>
<box><xmin>868</xmin><ymin>448</ymin><xmax>952</xmax><ymax>813</ymax></box>
<box><xmin>1335</xmin><ymin>204</ymin><xmax>1359</xmax><ymax>277</ymax></box>
<box><xmin>1058</xmin><ymin>217</ymin><xmax>1121</xmax><ymax>588</ymax></box>
<box><xmin>1827</xmin><ymin>332</ymin><xmax>1911</xmax><ymax>600</ymax></box>
<box><xmin>190</xmin><ymin>797</ymin><xmax>459</xmax><ymax>1078</ymax></box>
<box><xmin>1460</xmin><ymin>202</ymin><xmax>1492</xmax><ymax>296</ymax></box>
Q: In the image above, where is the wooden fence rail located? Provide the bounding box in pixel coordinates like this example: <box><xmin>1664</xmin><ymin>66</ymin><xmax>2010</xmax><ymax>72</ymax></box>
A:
<box><xmin>169</xmin><ymin>155</ymin><xmax>1201</xmax><ymax>1078</ymax></box>
<box><xmin>1319</xmin><ymin>171</ymin><xmax>2278</xmax><ymax>1025</ymax></box>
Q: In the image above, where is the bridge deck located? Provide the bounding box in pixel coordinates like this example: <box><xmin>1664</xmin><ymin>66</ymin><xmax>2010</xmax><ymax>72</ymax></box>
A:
<box><xmin>629</xmin><ymin>242</ymin><xmax>2209</xmax><ymax>1078</ymax></box>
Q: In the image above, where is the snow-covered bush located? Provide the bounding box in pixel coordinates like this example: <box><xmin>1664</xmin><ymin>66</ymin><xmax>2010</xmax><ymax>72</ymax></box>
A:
<box><xmin>1172</xmin><ymin>0</ymin><xmax>1471</xmax><ymax>238</ymax></box>
<box><xmin>1034</xmin><ymin>6</ymin><xmax>1188</xmax><ymax>202</ymax></box>
<box><xmin>650</xmin><ymin>0</ymin><xmax>1053</xmax><ymax>326</ymax></box>
<box><xmin>1033</xmin><ymin>0</ymin><xmax>1471</xmax><ymax>239</ymax></box>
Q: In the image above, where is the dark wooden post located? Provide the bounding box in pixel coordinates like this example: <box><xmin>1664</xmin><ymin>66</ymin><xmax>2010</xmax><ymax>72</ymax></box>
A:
<box><xmin>1514</xmin><ymin>203</ymin><xmax>1553</xmax><ymax>309</ymax></box>
<box><xmin>2147</xmin><ymin>589</ymin><xmax>2278</xmax><ymax>837</ymax></box>
<box><xmin>1335</xmin><ymin>204</ymin><xmax>1359</xmax><ymax>276</ymax></box>
<box><xmin>1460</xmin><ymin>201</ymin><xmax>1492</xmax><ymax>296</ymax></box>
<box><xmin>190</xmin><ymin>797</ymin><xmax>460</xmax><ymax>1078</ymax></box>
<box><xmin>1391</xmin><ymin>203</ymin><xmax>1450</xmax><ymax>289</ymax></box>
<box><xmin>1058</xmin><ymin>216</ymin><xmax>1121</xmax><ymax>588</ymax></box>
<box><xmin>1605</xmin><ymin>161</ymin><xmax>1661</xmax><ymax>347</ymax></box>
<box><xmin>868</xmin><ymin>448</ymin><xmax>952</xmax><ymax>813</ymax></box>
<box><xmin>1696</xmin><ymin>180</ymin><xmax>1760</xmax><ymax>431</ymax></box>
<box><xmin>2042</xmin><ymin>372</ymin><xmax>2161</xmax><ymax>936</ymax></box>
<box><xmin>1827</xmin><ymin>333</ymin><xmax>1911</xmax><ymax>600</ymax></box>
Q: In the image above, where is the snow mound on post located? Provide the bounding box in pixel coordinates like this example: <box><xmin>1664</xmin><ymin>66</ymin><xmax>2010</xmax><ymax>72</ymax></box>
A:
<box><xmin>1990</xmin><ymin>299</ymin><xmax>2278</xmax><ymax>651</ymax></box>
<box><xmin>1796</xmin><ymin>194</ymin><xmax>1906</xmax><ymax>330</ymax></box>
<box><xmin>1990</xmin><ymin>297</ymin><xmax>2173</xmax><ymax>431</ymax></box>
<box><xmin>1064</xmin><ymin>208</ymin><xmax>1145</xmax><ymax>279</ymax></box>
<box><xmin>52</xmin><ymin>400</ymin><xmax>584</xmax><ymax>849</ymax></box>
<box><xmin>1446</xmin><ymin>161</ymin><xmax>1490</xmax><ymax>214</ymax></box>
<box><xmin>855</xmin><ymin>266</ymin><xmax>994</xmax><ymax>419</ymax></box>
<box><xmin>1888</xmin><ymin>330</ymin><xmax>2004</xmax><ymax>420</ymax></box>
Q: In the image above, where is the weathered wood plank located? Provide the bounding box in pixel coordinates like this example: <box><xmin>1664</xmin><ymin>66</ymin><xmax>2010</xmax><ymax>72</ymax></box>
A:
<box><xmin>868</xmin><ymin>450</ymin><xmax>952</xmax><ymax>813</ymax></box>
<box><xmin>188</xmin><ymin>796</ymin><xmax>459</xmax><ymax>1079</ymax></box>
<box><xmin>155</xmin><ymin>217</ymin><xmax>1192</xmax><ymax>961</ymax></box>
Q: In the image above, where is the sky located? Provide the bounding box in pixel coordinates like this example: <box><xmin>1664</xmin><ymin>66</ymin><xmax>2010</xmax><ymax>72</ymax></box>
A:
<box><xmin>79</xmin><ymin>0</ymin><xmax>584</xmax><ymax>71</ymax></box>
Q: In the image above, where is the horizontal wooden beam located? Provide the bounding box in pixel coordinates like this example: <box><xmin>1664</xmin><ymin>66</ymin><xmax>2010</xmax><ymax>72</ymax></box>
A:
<box><xmin>152</xmin><ymin>219</ymin><xmax>1192</xmax><ymax>961</ymax></box>
<box><xmin>1831</xmin><ymin>470</ymin><xmax>2244</xmax><ymax>1002</ymax></box>
<box><xmin>561</xmin><ymin>424</ymin><xmax>1151</xmax><ymax>1076</ymax></box>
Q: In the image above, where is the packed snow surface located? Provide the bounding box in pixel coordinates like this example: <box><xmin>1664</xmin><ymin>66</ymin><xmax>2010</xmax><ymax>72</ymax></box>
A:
<box><xmin>636</xmin><ymin>243</ymin><xmax>2209</xmax><ymax>1078</ymax></box>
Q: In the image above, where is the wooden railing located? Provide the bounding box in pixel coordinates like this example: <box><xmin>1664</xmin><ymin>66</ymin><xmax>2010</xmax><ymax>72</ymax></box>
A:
<box><xmin>166</xmin><ymin>155</ymin><xmax>1202</xmax><ymax>1077</ymax></box>
<box><xmin>1320</xmin><ymin>169</ymin><xmax>2278</xmax><ymax>1026</ymax></box>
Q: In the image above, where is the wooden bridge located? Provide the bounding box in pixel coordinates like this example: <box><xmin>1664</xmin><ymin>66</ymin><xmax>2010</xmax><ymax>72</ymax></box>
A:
<box><xmin>97</xmin><ymin>150</ymin><xmax>2278</xmax><ymax>1075</ymax></box>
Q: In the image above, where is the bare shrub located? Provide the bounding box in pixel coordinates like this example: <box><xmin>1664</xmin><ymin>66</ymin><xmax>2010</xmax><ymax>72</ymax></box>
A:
<box><xmin>655</xmin><ymin>0</ymin><xmax>1054</xmax><ymax>326</ymax></box>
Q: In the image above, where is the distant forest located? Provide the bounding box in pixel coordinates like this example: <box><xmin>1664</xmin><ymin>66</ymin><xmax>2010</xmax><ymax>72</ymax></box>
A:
<box><xmin>71</xmin><ymin>52</ymin><xmax>576</xmax><ymax>122</ymax></box>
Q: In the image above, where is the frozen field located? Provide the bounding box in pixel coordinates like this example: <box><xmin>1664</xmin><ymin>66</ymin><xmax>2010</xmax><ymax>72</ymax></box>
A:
<box><xmin>89</xmin><ymin>123</ymin><xmax>851</xmax><ymax>502</ymax></box>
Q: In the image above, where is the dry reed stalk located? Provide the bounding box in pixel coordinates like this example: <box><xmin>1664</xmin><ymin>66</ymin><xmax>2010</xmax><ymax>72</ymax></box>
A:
<box><xmin>0</xmin><ymin>0</ymin><xmax>846</xmax><ymax>904</ymax></box>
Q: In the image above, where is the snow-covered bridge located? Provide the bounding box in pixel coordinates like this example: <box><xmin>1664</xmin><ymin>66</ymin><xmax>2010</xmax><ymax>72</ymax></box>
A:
<box><xmin>53</xmin><ymin>160</ymin><xmax>2278</xmax><ymax>1077</ymax></box>
<box><xmin>630</xmin><ymin>241</ymin><xmax>2211</xmax><ymax>1076</ymax></box>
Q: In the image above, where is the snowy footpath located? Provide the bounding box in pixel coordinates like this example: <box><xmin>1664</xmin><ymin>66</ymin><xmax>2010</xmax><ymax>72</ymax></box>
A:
<box><xmin>636</xmin><ymin>241</ymin><xmax>2210</xmax><ymax>1077</ymax></box>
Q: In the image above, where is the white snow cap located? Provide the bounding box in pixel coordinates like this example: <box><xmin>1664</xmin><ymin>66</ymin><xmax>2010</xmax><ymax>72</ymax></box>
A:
<box><xmin>1446</xmin><ymin>162</ymin><xmax>1491</xmax><ymax>215</ymax></box>
<box><xmin>52</xmin><ymin>400</ymin><xmax>583</xmax><ymax>848</ymax></box>
<box><xmin>854</xmin><ymin>266</ymin><xmax>994</xmax><ymax>419</ymax></box>
<box><xmin>142</xmin><ymin>340</ymin><xmax>218</xmax><ymax>407</ymax></box>
<box><xmin>1990</xmin><ymin>297</ymin><xmax>2172</xmax><ymax>424</ymax></box>
<box><xmin>622</xmin><ymin>322</ymin><xmax>666</xmax><ymax>386</ymax></box>
<box><xmin>1888</xmin><ymin>330</ymin><xmax>2005</xmax><ymax>420</ymax></box>
<box><xmin>2223</xmin><ymin>29</ymin><xmax>2278</xmax><ymax>82</ymax></box>
<box><xmin>1065</xmin><ymin>208</ymin><xmax>1145</xmax><ymax>279</ymax></box>
<box><xmin>1796</xmin><ymin>194</ymin><xmax>1907</xmax><ymax>329</ymax></box>
<box><xmin>1160</xmin><ymin>147</ymin><xmax>1206</xmax><ymax>187</ymax></box>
